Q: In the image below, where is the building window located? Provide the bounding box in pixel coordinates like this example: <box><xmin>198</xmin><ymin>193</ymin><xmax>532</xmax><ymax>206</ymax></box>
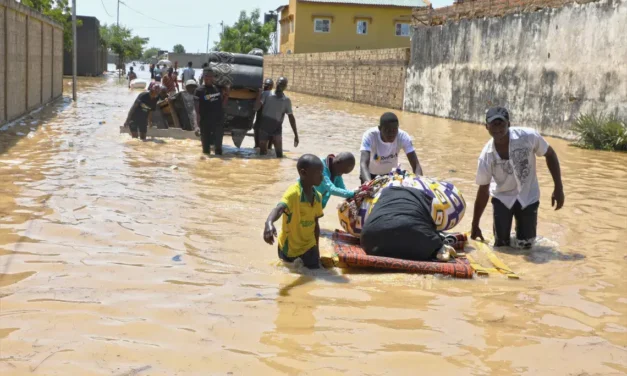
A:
<box><xmin>314</xmin><ymin>18</ymin><xmax>331</xmax><ymax>33</ymax></box>
<box><xmin>356</xmin><ymin>20</ymin><xmax>368</xmax><ymax>35</ymax></box>
<box><xmin>395</xmin><ymin>22</ymin><xmax>410</xmax><ymax>37</ymax></box>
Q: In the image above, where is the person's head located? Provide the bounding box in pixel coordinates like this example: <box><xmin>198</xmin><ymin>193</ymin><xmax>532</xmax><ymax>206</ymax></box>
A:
<box><xmin>332</xmin><ymin>152</ymin><xmax>356</xmax><ymax>175</ymax></box>
<box><xmin>485</xmin><ymin>107</ymin><xmax>510</xmax><ymax>143</ymax></box>
<box><xmin>185</xmin><ymin>79</ymin><xmax>198</xmax><ymax>94</ymax></box>
<box><xmin>276</xmin><ymin>77</ymin><xmax>288</xmax><ymax>93</ymax></box>
<box><xmin>263</xmin><ymin>78</ymin><xmax>274</xmax><ymax>91</ymax></box>
<box><xmin>149</xmin><ymin>83</ymin><xmax>162</xmax><ymax>98</ymax></box>
<box><xmin>129</xmin><ymin>67</ymin><xmax>134</xmax><ymax>72</ymax></box>
<box><xmin>297</xmin><ymin>154</ymin><xmax>324</xmax><ymax>187</ymax></box>
<box><xmin>159</xmin><ymin>86</ymin><xmax>168</xmax><ymax>99</ymax></box>
<box><xmin>187</xmin><ymin>61</ymin><xmax>193</xmax><ymax>68</ymax></box>
<box><xmin>378</xmin><ymin>112</ymin><xmax>400</xmax><ymax>143</ymax></box>
<box><xmin>202</xmin><ymin>62</ymin><xmax>208</xmax><ymax>69</ymax></box>
<box><xmin>203</xmin><ymin>66</ymin><xmax>215</xmax><ymax>86</ymax></box>
<box><xmin>154</xmin><ymin>74</ymin><xmax>162</xmax><ymax>82</ymax></box>
<box><xmin>167</xmin><ymin>67</ymin><xmax>173</xmax><ymax>75</ymax></box>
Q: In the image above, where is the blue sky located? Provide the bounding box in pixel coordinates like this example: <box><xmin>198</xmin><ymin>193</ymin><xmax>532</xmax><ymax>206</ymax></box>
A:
<box><xmin>81</xmin><ymin>0</ymin><xmax>454</xmax><ymax>54</ymax></box>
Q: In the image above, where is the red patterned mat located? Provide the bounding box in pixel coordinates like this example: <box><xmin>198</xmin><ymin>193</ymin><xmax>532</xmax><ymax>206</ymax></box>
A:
<box><xmin>334</xmin><ymin>243</ymin><xmax>474</xmax><ymax>279</ymax></box>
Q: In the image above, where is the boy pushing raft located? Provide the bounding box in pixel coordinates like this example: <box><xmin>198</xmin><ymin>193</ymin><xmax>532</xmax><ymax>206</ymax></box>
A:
<box><xmin>264</xmin><ymin>155</ymin><xmax>324</xmax><ymax>269</ymax></box>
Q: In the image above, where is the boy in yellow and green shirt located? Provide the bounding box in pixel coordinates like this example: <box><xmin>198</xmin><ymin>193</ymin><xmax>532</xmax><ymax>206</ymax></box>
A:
<box><xmin>264</xmin><ymin>154</ymin><xmax>324</xmax><ymax>269</ymax></box>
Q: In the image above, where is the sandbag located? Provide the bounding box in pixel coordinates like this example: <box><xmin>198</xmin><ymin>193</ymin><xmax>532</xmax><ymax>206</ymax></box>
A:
<box><xmin>338</xmin><ymin>169</ymin><xmax>466</xmax><ymax>237</ymax></box>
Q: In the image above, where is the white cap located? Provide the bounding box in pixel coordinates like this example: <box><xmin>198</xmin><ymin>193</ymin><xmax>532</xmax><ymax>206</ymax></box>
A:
<box><xmin>185</xmin><ymin>79</ymin><xmax>198</xmax><ymax>87</ymax></box>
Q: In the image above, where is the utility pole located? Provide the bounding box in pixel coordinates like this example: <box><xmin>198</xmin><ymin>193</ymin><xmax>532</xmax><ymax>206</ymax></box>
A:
<box><xmin>206</xmin><ymin>24</ymin><xmax>211</xmax><ymax>59</ymax></box>
<box><xmin>72</xmin><ymin>0</ymin><xmax>77</xmax><ymax>101</ymax></box>
<box><xmin>117</xmin><ymin>0</ymin><xmax>120</xmax><ymax>26</ymax></box>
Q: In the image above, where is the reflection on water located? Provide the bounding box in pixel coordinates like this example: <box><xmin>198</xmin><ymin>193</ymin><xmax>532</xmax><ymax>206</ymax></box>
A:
<box><xmin>0</xmin><ymin>71</ymin><xmax>626</xmax><ymax>375</ymax></box>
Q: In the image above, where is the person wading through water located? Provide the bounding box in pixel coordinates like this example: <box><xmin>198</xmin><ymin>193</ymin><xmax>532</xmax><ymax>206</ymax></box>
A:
<box><xmin>256</xmin><ymin>77</ymin><xmax>298</xmax><ymax>158</ymax></box>
<box><xmin>471</xmin><ymin>107</ymin><xmax>564</xmax><ymax>248</ymax></box>
<box><xmin>123</xmin><ymin>84</ymin><xmax>162</xmax><ymax>141</ymax></box>
<box><xmin>194</xmin><ymin>66</ymin><xmax>230</xmax><ymax>155</ymax></box>
<box><xmin>254</xmin><ymin>78</ymin><xmax>274</xmax><ymax>150</ymax></box>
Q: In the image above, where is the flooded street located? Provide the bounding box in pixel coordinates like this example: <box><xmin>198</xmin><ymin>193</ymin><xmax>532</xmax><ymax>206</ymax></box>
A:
<box><xmin>1</xmin><ymin>72</ymin><xmax>626</xmax><ymax>375</ymax></box>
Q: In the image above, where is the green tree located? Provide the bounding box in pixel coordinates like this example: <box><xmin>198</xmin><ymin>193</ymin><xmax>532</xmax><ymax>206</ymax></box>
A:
<box><xmin>173</xmin><ymin>44</ymin><xmax>186</xmax><ymax>54</ymax></box>
<box><xmin>143</xmin><ymin>47</ymin><xmax>160</xmax><ymax>61</ymax></box>
<box><xmin>100</xmin><ymin>24</ymin><xmax>149</xmax><ymax>63</ymax></box>
<box><xmin>21</xmin><ymin>0</ymin><xmax>80</xmax><ymax>51</ymax></box>
<box><xmin>214</xmin><ymin>9</ymin><xmax>275</xmax><ymax>53</ymax></box>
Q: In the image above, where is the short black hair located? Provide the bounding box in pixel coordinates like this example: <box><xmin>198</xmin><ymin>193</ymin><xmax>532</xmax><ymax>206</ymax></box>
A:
<box><xmin>380</xmin><ymin>112</ymin><xmax>399</xmax><ymax>127</ymax></box>
<box><xmin>188</xmin><ymin>61</ymin><xmax>193</xmax><ymax>67</ymax></box>
<box><xmin>297</xmin><ymin>154</ymin><xmax>323</xmax><ymax>171</ymax></box>
<box><xmin>336</xmin><ymin>152</ymin><xmax>355</xmax><ymax>164</ymax></box>
<box><xmin>202</xmin><ymin>62</ymin><xmax>208</xmax><ymax>68</ymax></box>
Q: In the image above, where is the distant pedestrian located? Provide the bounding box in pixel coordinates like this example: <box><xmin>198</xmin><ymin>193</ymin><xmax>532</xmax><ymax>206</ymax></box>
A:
<box><xmin>254</xmin><ymin>78</ymin><xmax>274</xmax><ymax>149</ymax></box>
<box><xmin>257</xmin><ymin>77</ymin><xmax>298</xmax><ymax>158</ymax></box>
<box><xmin>181</xmin><ymin>61</ymin><xmax>195</xmax><ymax>84</ymax></box>
<box><xmin>162</xmin><ymin>68</ymin><xmax>179</xmax><ymax>95</ymax></box>
<box><xmin>149</xmin><ymin>63</ymin><xmax>155</xmax><ymax>79</ymax></box>
<box><xmin>194</xmin><ymin>66</ymin><xmax>229</xmax><ymax>155</ymax></box>
<box><xmin>126</xmin><ymin>67</ymin><xmax>137</xmax><ymax>88</ymax></box>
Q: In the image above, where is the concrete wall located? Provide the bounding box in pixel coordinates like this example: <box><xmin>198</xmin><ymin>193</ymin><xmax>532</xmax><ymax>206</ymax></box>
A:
<box><xmin>0</xmin><ymin>0</ymin><xmax>64</xmax><ymax>126</ymax></box>
<box><xmin>264</xmin><ymin>48</ymin><xmax>410</xmax><ymax>109</ymax></box>
<box><xmin>405</xmin><ymin>0</ymin><xmax>627</xmax><ymax>137</ymax></box>
<box><xmin>63</xmin><ymin>16</ymin><xmax>106</xmax><ymax>76</ymax></box>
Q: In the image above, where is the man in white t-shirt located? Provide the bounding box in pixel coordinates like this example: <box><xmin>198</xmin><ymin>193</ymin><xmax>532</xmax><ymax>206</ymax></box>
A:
<box><xmin>471</xmin><ymin>107</ymin><xmax>564</xmax><ymax>248</ymax></box>
<box><xmin>359</xmin><ymin>112</ymin><xmax>422</xmax><ymax>183</ymax></box>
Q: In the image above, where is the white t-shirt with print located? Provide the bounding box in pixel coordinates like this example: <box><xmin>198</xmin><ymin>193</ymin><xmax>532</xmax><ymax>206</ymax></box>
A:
<box><xmin>360</xmin><ymin>127</ymin><xmax>415</xmax><ymax>175</ymax></box>
<box><xmin>476</xmin><ymin>127</ymin><xmax>550</xmax><ymax>209</ymax></box>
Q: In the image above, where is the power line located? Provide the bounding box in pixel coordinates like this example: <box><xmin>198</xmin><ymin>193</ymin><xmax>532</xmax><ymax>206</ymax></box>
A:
<box><xmin>100</xmin><ymin>0</ymin><xmax>113</xmax><ymax>17</ymax></box>
<box><xmin>118</xmin><ymin>1</ymin><xmax>205</xmax><ymax>29</ymax></box>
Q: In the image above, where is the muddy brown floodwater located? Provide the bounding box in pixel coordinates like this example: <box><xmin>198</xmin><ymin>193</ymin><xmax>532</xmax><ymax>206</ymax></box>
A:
<box><xmin>1</xmin><ymin>74</ymin><xmax>626</xmax><ymax>376</ymax></box>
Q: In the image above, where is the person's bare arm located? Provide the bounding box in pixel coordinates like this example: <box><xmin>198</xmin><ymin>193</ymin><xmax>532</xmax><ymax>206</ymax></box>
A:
<box><xmin>407</xmin><ymin>151</ymin><xmax>423</xmax><ymax>176</ymax></box>
<box><xmin>264</xmin><ymin>205</ymin><xmax>285</xmax><ymax>245</ymax></box>
<box><xmin>315</xmin><ymin>218</ymin><xmax>320</xmax><ymax>247</ymax></box>
<box><xmin>471</xmin><ymin>184</ymin><xmax>490</xmax><ymax>241</ymax></box>
<box><xmin>360</xmin><ymin>151</ymin><xmax>371</xmax><ymax>184</ymax></box>
<box><xmin>222</xmin><ymin>86</ymin><xmax>230</xmax><ymax>108</ymax></box>
<box><xmin>194</xmin><ymin>100</ymin><xmax>201</xmax><ymax>134</ymax></box>
<box><xmin>253</xmin><ymin>89</ymin><xmax>263</xmax><ymax>111</ymax></box>
<box><xmin>544</xmin><ymin>146</ymin><xmax>564</xmax><ymax>210</ymax></box>
<box><xmin>288</xmin><ymin>114</ymin><xmax>298</xmax><ymax>147</ymax></box>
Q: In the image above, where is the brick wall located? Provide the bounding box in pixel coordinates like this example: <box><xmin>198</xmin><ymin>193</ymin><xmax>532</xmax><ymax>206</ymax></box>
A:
<box><xmin>264</xmin><ymin>48</ymin><xmax>410</xmax><ymax>110</ymax></box>
<box><xmin>412</xmin><ymin>0</ymin><xmax>599</xmax><ymax>26</ymax></box>
<box><xmin>0</xmin><ymin>0</ymin><xmax>64</xmax><ymax>126</ymax></box>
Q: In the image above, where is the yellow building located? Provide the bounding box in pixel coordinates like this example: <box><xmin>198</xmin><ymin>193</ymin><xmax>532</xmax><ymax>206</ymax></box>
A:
<box><xmin>277</xmin><ymin>0</ymin><xmax>426</xmax><ymax>54</ymax></box>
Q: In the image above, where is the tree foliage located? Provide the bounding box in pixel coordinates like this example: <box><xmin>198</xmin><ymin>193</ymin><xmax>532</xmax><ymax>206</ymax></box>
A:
<box><xmin>21</xmin><ymin>0</ymin><xmax>80</xmax><ymax>51</ymax></box>
<box><xmin>173</xmin><ymin>44</ymin><xmax>186</xmax><ymax>54</ymax></box>
<box><xmin>214</xmin><ymin>9</ymin><xmax>275</xmax><ymax>54</ymax></box>
<box><xmin>143</xmin><ymin>47</ymin><xmax>160</xmax><ymax>61</ymax></box>
<box><xmin>100</xmin><ymin>24</ymin><xmax>149</xmax><ymax>63</ymax></box>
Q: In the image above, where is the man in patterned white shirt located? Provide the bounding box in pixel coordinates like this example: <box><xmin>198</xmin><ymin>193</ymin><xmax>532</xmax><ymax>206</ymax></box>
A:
<box><xmin>471</xmin><ymin>107</ymin><xmax>565</xmax><ymax>248</ymax></box>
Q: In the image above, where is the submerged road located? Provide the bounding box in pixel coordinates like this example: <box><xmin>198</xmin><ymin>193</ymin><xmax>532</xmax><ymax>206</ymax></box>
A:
<box><xmin>0</xmin><ymin>73</ymin><xmax>626</xmax><ymax>375</ymax></box>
